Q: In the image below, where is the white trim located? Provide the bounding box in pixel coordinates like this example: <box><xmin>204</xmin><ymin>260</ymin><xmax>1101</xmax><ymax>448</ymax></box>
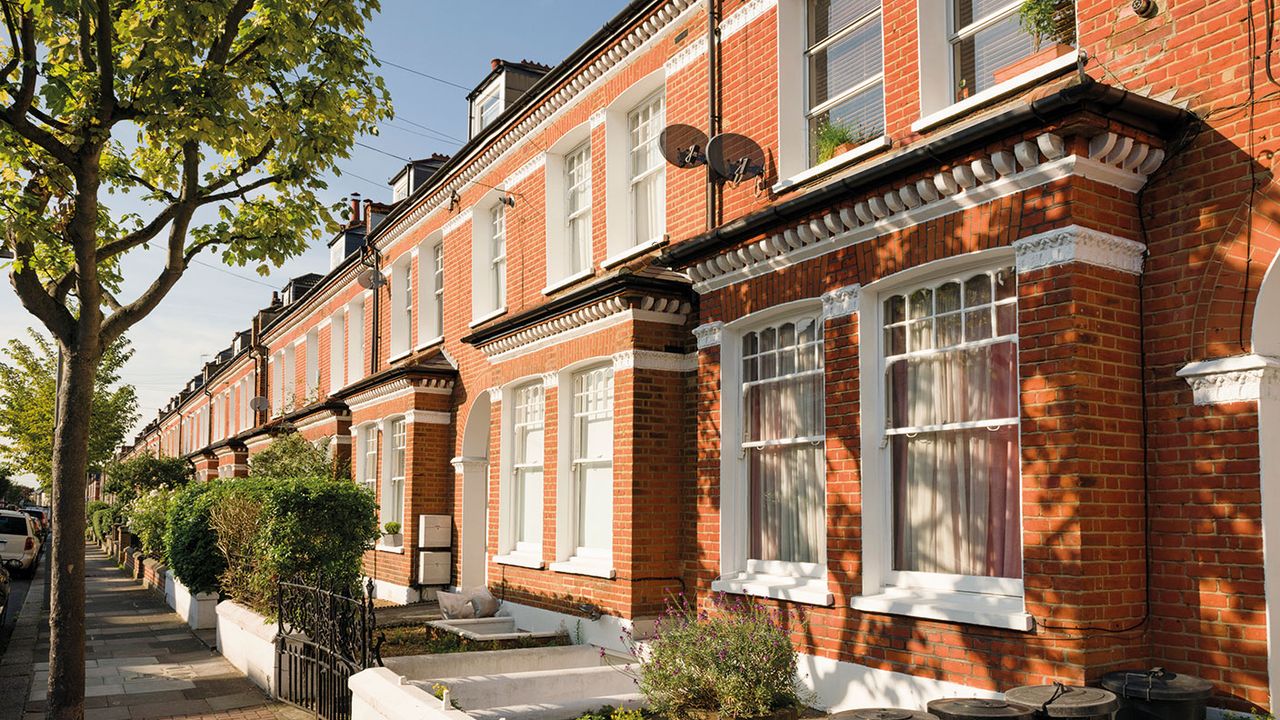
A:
<box><xmin>1012</xmin><ymin>224</ymin><xmax>1147</xmax><ymax>275</ymax></box>
<box><xmin>367</xmin><ymin>578</ymin><xmax>423</xmax><ymax>605</ymax></box>
<box><xmin>405</xmin><ymin>410</ymin><xmax>452</xmax><ymax>425</ymax></box>
<box><xmin>611</xmin><ymin>350</ymin><xmax>697</xmax><ymax>372</ymax></box>
<box><xmin>345</xmin><ymin>379</ymin><xmax>455</xmax><ymax>414</ymax></box>
<box><xmin>549</xmin><ymin>559</ymin><xmax>617</xmax><ymax>579</ymax></box>
<box><xmin>541</xmin><ymin>268</ymin><xmax>595</xmax><ymax>295</ymax></box>
<box><xmin>773</xmin><ymin>136</ymin><xmax>892</xmax><ymax>194</ymax></box>
<box><xmin>602</xmin><ymin>237</ymin><xmax>666</xmax><ymax>269</ymax></box>
<box><xmin>485</xmin><ymin>386</ymin><xmax>503</xmax><ymax>403</ymax></box>
<box><xmin>589</xmin><ymin>108</ymin><xmax>606</xmax><ymax>128</ymax></box>
<box><xmin>665</xmin><ymin>35</ymin><xmax>708</xmax><ymax>75</ymax></box>
<box><xmin>375</xmin><ymin>544</ymin><xmax>405</xmax><ymax>555</ymax></box>
<box><xmin>468</xmin><ymin>306</ymin><xmax>508</xmax><ymax>328</ymax></box>
<box><xmin>1178</xmin><ymin>354</ymin><xmax>1280</xmax><ymax>405</ymax></box>
<box><xmin>712</xmin><ymin>573</ymin><xmax>834</xmax><ymax>607</ymax></box>
<box><xmin>414</xmin><ymin>336</ymin><xmax>444</xmax><ymax>352</ymax></box>
<box><xmin>689</xmin><ymin>132</ymin><xmax>1160</xmax><ymax>293</ymax></box>
<box><xmin>820</xmin><ymin>284</ymin><xmax>860</xmax><ymax>319</ymax></box>
<box><xmin>387</xmin><ymin>349</ymin><xmax>412</xmax><ymax>364</ymax></box>
<box><xmin>442</xmin><ymin>208</ymin><xmax>473</xmax><ymax>236</ymax></box>
<box><xmin>851</xmin><ymin>587</ymin><xmax>1032</xmax><ymax>631</ymax></box>
<box><xmin>479</xmin><ymin>295</ymin><xmax>689</xmax><ymax>360</ymax></box>
<box><xmin>504</xmin><ymin>153</ymin><xmax>546</xmax><ymax>190</ymax></box>
<box><xmin>721</xmin><ymin>0</ymin><xmax>777</xmax><ymax>38</ymax></box>
<box><xmin>911</xmin><ymin>50</ymin><xmax>1081</xmax><ymax>133</ymax></box>
<box><xmin>494</xmin><ymin>552</ymin><xmax>545</xmax><ymax>570</ymax></box>
<box><xmin>693</xmin><ymin>321</ymin><xmax>724</xmax><ymax>350</ymax></box>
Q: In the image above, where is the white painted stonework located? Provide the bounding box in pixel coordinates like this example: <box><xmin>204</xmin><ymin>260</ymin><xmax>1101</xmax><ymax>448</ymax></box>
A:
<box><xmin>1012</xmin><ymin>224</ymin><xmax>1147</xmax><ymax>275</ymax></box>
<box><xmin>165</xmin><ymin>573</ymin><xmax>218</xmax><ymax>631</ymax></box>
<box><xmin>820</xmin><ymin>284</ymin><xmax>860</xmax><ymax>319</ymax></box>
<box><xmin>215</xmin><ymin>601</ymin><xmax>278</xmax><ymax>696</ymax></box>
<box><xmin>693</xmin><ymin>321</ymin><xmax>723</xmax><ymax>350</ymax></box>
<box><xmin>1178</xmin><ymin>354</ymin><xmax>1280</xmax><ymax>405</ymax></box>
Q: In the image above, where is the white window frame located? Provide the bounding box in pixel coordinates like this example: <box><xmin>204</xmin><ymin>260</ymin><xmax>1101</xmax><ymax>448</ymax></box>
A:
<box><xmin>304</xmin><ymin>329</ymin><xmax>319</xmax><ymax>400</ymax></box>
<box><xmin>627</xmin><ymin>92</ymin><xmax>665</xmax><ymax>250</ymax></box>
<box><xmin>550</xmin><ymin>362</ymin><xmax>616</xmax><ymax>578</ymax></box>
<box><xmin>912</xmin><ymin>0</ymin><xmax>1079</xmax><ymax>132</ymax></box>
<box><xmin>497</xmin><ymin>380</ymin><xmax>546</xmax><ymax>568</ymax></box>
<box><xmin>270</xmin><ymin>351</ymin><xmax>284</xmax><ymax>416</ymax></box>
<box><xmin>564</xmin><ymin>142</ymin><xmax>593</xmax><ymax>278</ymax></box>
<box><xmin>852</xmin><ymin>248</ymin><xmax>1032</xmax><ymax>631</ymax></box>
<box><xmin>544</xmin><ymin>123</ymin><xmax>595</xmax><ymax>293</ymax></box>
<box><xmin>282</xmin><ymin>343</ymin><xmax>296</xmax><ymax>412</ymax></box>
<box><xmin>775</xmin><ymin>0</ymin><xmax>890</xmax><ymax>190</ymax></box>
<box><xmin>355</xmin><ymin>423</ymin><xmax>379</xmax><ymax>498</ymax></box>
<box><xmin>473</xmin><ymin>82</ymin><xmax>503</xmax><ymax>136</ymax></box>
<box><xmin>389</xmin><ymin>255</ymin><xmax>413</xmax><ymax>359</ymax></box>
<box><xmin>711</xmin><ymin>299</ymin><xmax>834</xmax><ymax>607</ymax></box>
<box><xmin>329</xmin><ymin>309</ymin><xmax>346</xmax><ymax>393</ymax></box>
<box><xmin>416</xmin><ymin>235</ymin><xmax>445</xmax><ymax>347</ymax></box>
<box><xmin>803</xmin><ymin>1</ymin><xmax>885</xmax><ymax>165</ymax></box>
<box><xmin>381</xmin><ymin>417</ymin><xmax>406</xmax><ymax>539</ymax></box>
<box><xmin>602</xmin><ymin>70</ymin><xmax>666</xmax><ymax>263</ymax></box>
<box><xmin>347</xmin><ymin>296</ymin><xmax>365</xmax><ymax>383</ymax></box>
<box><xmin>471</xmin><ymin>195</ymin><xmax>509</xmax><ymax>325</ymax></box>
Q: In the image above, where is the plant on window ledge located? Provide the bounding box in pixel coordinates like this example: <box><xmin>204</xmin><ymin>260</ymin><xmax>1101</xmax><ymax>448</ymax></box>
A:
<box><xmin>382</xmin><ymin>521</ymin><xmax>403</xmax><ymax>546</ymax></box>
<box><xmin>814</xmin><ymin>122</ymin><xmax>868</xmax><ymax>165</ymax></box>
<box><xmin>1017</xmin><ymin>0</ymin><xmax>1075</xmax><ymax>50</ymax></box>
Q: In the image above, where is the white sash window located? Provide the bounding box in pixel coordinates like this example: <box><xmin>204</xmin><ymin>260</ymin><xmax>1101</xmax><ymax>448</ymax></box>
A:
<box><xmin>572</xmin><ymin>366</ymin><xmax>614</xmax><ymax>561</ymax></box>
<box><xmin>512</xmin><ymin>384</ymin><xmax>545</xmax><ymax>555</ymax></box>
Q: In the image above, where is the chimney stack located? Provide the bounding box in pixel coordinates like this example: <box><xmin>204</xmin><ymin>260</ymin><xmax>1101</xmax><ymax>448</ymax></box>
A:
<box><xmin>349</xmin><ymin>192</ymin><xmax>363</xmax><ymax>225</ymax></box>
<box><xmin>491</xmin><ymin>58</ymin><xmax>501</xmax><ymax>70</ymax></box>
<box><xmin>364</xmin><ymin>198</ymin><xmax>375</xmax><ymax>233</ymax></box>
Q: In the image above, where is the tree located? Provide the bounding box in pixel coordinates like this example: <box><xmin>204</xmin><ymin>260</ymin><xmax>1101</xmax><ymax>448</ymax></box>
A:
<box><xmin>0</xmin><ymin>329</ymin><xmax>138</xmax><ymax>489</ymax></box>
<box><xmin>248</xmin><ymin>432</ymin><xmax>338</xmax><ymax>481</ymax></box>
<box><xmin>0</xmin><ymin>465</ymin><xmax>34</xmax><ymax>506</ymax></box>
<box><xmin>0</xmin><ymin>3</ymin><xmax>389</xmax><ymax>717</ymax></box>
<box><xmin>102</xmin><ymin>453</ymin><xmax>190</xmax><ymax>508</ymax></box>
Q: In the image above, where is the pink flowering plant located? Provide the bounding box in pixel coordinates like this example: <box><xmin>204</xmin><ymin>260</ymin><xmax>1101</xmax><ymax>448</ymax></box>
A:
<box><xmin>624</xmin><ymin>593</ymin><xmax>805</xmax><ymax>719</ymax></box>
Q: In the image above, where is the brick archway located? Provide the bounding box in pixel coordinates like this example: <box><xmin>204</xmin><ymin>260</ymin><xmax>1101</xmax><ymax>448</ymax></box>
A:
<box><xmin>455</xmin><ymin>392</ymin><xmax>492</xmax><ymax>589</ymax></box>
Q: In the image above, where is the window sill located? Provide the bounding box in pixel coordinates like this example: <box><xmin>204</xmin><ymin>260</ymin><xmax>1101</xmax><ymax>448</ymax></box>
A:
<box><xmin>850</xmin><ymin>587</ymin><xmax>1032</xmax><ymax>631</ymax></box>
<box><xmin>549</xmin><ymin>559</ymin><xmax>616</xmax><ymax>579</ymax></box>
<box><xmin>911</xmin><ymin>50</ymin><xmax>1080</xmax><ymax>134</ymax></box>
<box><xmin>494</xmin><ymin>552</ymin><xmax>545</xmax><ymax>570</ymax></box>
<box><xmin>468</xmin><ymin>307</ymin><xmax>507</xmax><ymax>328</ymax></box>
<box><xmin>387</xmin><ymin>348</ymin><xmax>412</xmax><ymax>364</ymax></box>
<box><xmin>542</xmin><ymin>268</ymin><xmax>595</xmax><ymax>295</ymax></box>
<box><xmin>602</xmin><ymin>238</ymin><xmax>666</xmax><ymax>269</ymax></box>
<box><xmin>375</xmin><ymin>544</ymin><xmax>405</xmax><ymax>555</ymax></box>
<box><xmin>414</xmin><ymin>336</ymin><xmax>443</xmax><ymax>352</ymax></box>
<box><xmin>711</xmin><ymin>573</ymin><xmax>834</xmax><ymax>607</ymax></box>
<box><xmin>772</xmin><ymin>136</ymin><xmax>892</xmax><ymax>195</ymax></box>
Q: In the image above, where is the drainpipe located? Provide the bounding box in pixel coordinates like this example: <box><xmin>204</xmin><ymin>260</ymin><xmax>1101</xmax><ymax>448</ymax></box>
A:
<box><xmin>706</xmin><ymin>0</ymin><xmax>722</xmax><ymax>231</ymax></box>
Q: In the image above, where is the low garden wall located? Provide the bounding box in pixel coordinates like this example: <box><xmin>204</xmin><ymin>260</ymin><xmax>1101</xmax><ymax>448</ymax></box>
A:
<box><xmin>350</xmin><ymin>667</ymin><xmax>467</xmax><ymax>720</ymax></box>
<box><xmin>165</xmin><ymin>572</ymin><xmax>218</xmax><ymax>631</ymax></box>
<box><xmin>216</xmin><ymin>600</ymin><xmax>277</xmax><ymax>696</ymax></box>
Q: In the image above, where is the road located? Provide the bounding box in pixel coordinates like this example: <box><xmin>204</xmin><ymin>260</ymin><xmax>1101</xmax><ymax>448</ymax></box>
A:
<box><xmin>0</xmin><ymin>553</ymin><xmax>38</xmax><ymax>656</ymax></box>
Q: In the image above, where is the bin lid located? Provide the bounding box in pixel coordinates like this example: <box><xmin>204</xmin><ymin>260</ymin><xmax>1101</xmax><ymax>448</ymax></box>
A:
<box><xmin>1005</xmin><ymin>684</ymin><xmax>1120</xmax><ymax>718</ymax></box>
<box><xmin>829</xmin><ymin>709</ymin><xmax>938</xmax><ymax>720</ymax></box>
<box><xmin>1101</xmin><ymin>669</ymin><xmax>1214</xmax><ymax>702</ymax></box>
<box><xmin>928</xmin><ymin>698</ymin><xmax>1036</xmax><ymax>720</ymax></box>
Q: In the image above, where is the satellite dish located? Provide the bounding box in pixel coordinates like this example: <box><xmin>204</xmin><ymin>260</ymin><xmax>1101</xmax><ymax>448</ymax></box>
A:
<box><xmin>659</xmin><ymin>124</ymin><xmax>708</xmax><ymax>169</ymax></box>
<box><xmin>249</xmin><ymin>396</ymin><xmax>270</xmax><ymax>413</ymax></box>
<box><xmin>706</xmin><ymin>133</ymin><xmax>765</xmax><ymax>185</ymax></box>
<box><xmin>356</xmin><ymin>268</ymin><xmax>386</xmax><ymax>290</ymax></box>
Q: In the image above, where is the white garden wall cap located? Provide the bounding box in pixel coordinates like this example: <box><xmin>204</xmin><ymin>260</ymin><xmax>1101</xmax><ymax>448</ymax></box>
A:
<box><xmin>683</xmin><ymin>130</ymin><xmax>1163</xmax><ymax>294</ymax></box>
<box><xmin>350</xmin><ymin>666</ymin><xmax>469</xmax><ymax>720</ymax></box>
<box><xmin>1177</xmin><ymin>354</ymin><xmax>1280</xmax><ymax>405</ymax></box>
<box><xmin>215</xmin><ymin>600</ymin><xmax>278</xmax><ymax>642</ymax></box>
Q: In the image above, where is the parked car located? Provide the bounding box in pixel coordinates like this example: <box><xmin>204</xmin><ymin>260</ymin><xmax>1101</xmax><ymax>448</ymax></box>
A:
<box><xmin>0</xmin><ymin>510</ymin><xmax>40</xmax><ymax>578</ymax></box>
<box><xmin>20</xmin><ymin>507</ymin><xmax>48</xmax><ymax>537</ymax></box>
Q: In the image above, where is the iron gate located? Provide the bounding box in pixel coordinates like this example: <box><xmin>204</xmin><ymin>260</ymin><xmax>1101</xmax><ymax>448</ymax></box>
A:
<box><xmin>275</xmin><ymin>579</ymin><xmax>382</xmax><ymax>720</ymax></box>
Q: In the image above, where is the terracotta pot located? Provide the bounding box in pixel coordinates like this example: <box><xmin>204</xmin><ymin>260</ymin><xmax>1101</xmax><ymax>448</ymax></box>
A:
<box><xmin>992</xmin><ymin>43</ymin><xmax>1072</xmax><ymax>84</ymax></box>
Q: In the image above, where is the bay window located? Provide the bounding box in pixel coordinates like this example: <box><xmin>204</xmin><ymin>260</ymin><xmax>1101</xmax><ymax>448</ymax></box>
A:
<box><xmin>805</xmin><ymin>0</ymin><xmax>884</xmax><ymax>166</ymax></box>
<box><xmin>568</xmin><ymin>366</ymin><xmax>613</xmax><ymax>568</ymax></box>
<box><xmin>504</xmin><ymin>383</ymin><xmax>545</xmax><ymax>560</ymax></box>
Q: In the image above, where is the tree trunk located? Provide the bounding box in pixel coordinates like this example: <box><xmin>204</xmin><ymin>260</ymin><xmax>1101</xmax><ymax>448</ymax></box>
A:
<box><xmin>46</xmin><ymin>340</ymin><xmax>99</xmax><ymax>720</ymax></box>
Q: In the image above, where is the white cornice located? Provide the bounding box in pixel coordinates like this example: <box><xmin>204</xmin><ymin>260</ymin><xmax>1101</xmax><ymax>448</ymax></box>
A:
<box><xmin>486</xmin><ymin>387</ymin><xmax>502</xmax><ymax>403</ymax></box>
<box><xmin>345</xmin><ymin>377</ymin><xmax>455</xmax><ymax>414</ymax></box>
<box><xmin>1177</xmin><ymin>354</ymin><xmax>1280</xmax><ymax>405</ymax></box>
<box><xmin>664</xmin><ymin>0</ymin><xmax>775</xmax><ymax>76</ymax></box>
<box><xmin>665</xmin><ymin>35</ymin><xmax>707</xmax><ymax>75</ymax></box>
<box><xmin>612</xmin><ymin>350</ymin><xmax>698</xmax><ymax>372</ymax></box>
<box><xmin>374</xmin><ymin>0</ymin><xmax>700</xmax><ymax>251</ymax></box>
<box><xmin>693</xmin><ymin>321</ymin><xmax>724</xmax><ymax>350</ymax></box>
<box><xmin>1012</xmin><ymin>225</ymin><xmax>1147</xmax><ymax>275</ymax></box>
<box><xmin>688</xmin><ymin>131</ymin><xmax>1162</xmax><ymax>294</ymax></box>
<box><xmin>405</xmin><ymin>409</ymin><xmax>452</xmax><ymax>425</ymax></box>
<box><xmin>820</xmin><ymin>284</ymin><xmax>860</xmax><ymax>319</ymax></box>
<box><xmin>442</xmin><ymin>208</ymin><xmax>473</xmax><ymax>236</ymax></box>
<box><xmin>481</xmin><ymin>294</ymin><xmax>691</xmax><ymax>362</ymax></box>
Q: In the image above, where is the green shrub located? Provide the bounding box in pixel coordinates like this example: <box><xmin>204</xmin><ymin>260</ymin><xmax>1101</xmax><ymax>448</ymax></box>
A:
<box><xmin>209</xmin><ymin>475</ymin><xmax>377</xmax><ymax>615</ymax></box>
<box><xmin>632</xmin><ymin>594</ymin><xmax>804</xmax><ymax>719</ymax></box>
<box><xmin>165</xmin><ymin>482</ymin><xmax>225</xmax><ymax>595</ymax></box>
<box><xmin>249</xmin><ymin>433</ymin><xmax>339</xmax><ymax>480</ymax></box>
<box><xmin>103</xmin><ymin>454</ymin><xmax>192</xmax><ymax>507</ymax></box>
<box><xmin>91</xmin><ymin>507</ymin><xmax>117</xmax><ymax>542</ymax></box>
<box><xmin>86</xmin><ymin>500</ymin><xmax>109</xmax><ymax>539</ymax></box>
<box><xmin>126</xmin><ymin>488</ymin><xmax>175</xmax><ymax>561</ymax></box>
<box><xmin>383</xmin><ymin>521</ymin><xmax>401</xmax><ymax>535</ymax></box>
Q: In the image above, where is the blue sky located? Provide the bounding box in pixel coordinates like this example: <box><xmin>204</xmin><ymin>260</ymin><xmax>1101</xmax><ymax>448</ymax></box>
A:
<box><xmin>0</xmin><ymin>1</ymin><xmax>628</xmax><ymax>445</ymax></box>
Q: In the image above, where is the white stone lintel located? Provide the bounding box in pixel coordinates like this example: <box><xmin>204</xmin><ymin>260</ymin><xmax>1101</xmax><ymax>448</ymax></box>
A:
<box><xmin>1177</xmin><ymin>354</ymin><xmax>1280</xmax><ymax>405</ymax></box>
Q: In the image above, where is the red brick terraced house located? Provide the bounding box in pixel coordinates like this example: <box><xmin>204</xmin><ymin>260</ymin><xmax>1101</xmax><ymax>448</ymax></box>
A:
<box><xmin>122</xmin><ymin>0</ymin><xmax>1280</xmax><ymax>713</ymax></box>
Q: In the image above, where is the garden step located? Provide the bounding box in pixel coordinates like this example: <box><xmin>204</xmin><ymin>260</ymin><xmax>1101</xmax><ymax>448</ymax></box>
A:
<box><xmin>424</xmin><ymin>664</ymin><xmax>639</xmax><ymax>709</ymax></box>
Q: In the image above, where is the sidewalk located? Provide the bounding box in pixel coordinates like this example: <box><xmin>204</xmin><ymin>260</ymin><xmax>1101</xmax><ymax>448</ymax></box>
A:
<box><xmin>3</xmin><ymin>542</ymin><xmax>310</xmax><ymax>720</ymax></box>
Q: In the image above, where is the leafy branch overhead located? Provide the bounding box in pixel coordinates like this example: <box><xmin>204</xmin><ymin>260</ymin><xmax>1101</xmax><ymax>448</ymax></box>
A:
<box><xmin>0</xmin><ymin>0</ymin><xmax>392</xmax><ymax>347</ymax></box>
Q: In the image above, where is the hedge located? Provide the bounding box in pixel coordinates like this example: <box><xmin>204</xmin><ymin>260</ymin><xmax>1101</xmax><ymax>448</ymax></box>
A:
<box><xmin>165</xmin><ymin>482</ymin><xmax>224</xmax><ymax>595</ymax></box>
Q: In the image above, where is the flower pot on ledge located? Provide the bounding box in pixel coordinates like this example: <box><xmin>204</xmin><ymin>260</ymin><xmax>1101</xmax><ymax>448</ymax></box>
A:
<box><xmin>992</xmin><ymin>43</ymin><xmax>1072</xmax><ymax>84</ymax></box>
<box><xmin>382</xmin><ymin>533</ymin><xmax>403</xmax><ymax>548</ymax></box>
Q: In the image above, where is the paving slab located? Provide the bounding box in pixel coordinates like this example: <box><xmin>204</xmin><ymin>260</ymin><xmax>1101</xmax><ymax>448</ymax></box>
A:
<box><xmin>0</xmin><ymin>543</ymin><xmax>306</xmax><ymax>720</ymax></box>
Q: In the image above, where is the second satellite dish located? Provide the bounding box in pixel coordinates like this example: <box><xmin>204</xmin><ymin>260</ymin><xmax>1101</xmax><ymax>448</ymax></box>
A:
<box><xmin>659</xmin><ymin>124</ymin><xmax>708</xmax><ymax>169</ymax></box>
<box><xmin>707</xmin><ymin>133</ymin><xmax>765</xmax><ymax>184</ymax></box>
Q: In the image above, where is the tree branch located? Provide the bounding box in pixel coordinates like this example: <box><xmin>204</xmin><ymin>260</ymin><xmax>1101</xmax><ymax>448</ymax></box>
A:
<box><xmin>204</xmin><ymin>139</ymin><xmax>274</xmax><ymax>194</ymax></box>
<box><xmin>202</xmin><ymin>173</ymin><xmax>281</xmax><ymax>204</ymax></box>
<box><xmin>208</xmin><ymin>0</ymin><xmax>256</xmax><ymax>67</ymax></box>
<box><xmin>0</xmin><ymin>9</ymin><xmax>77</xmax><ymax>167</ymax></box>
<box><xmin>96</xmin><ymin>202</ymin><xmax>185</xmax><ymax>264</ymax></box>
<box><xmin>94</xmin><ymin>0</ymin><xmax>116</xmax><ymax>123</ymax></box>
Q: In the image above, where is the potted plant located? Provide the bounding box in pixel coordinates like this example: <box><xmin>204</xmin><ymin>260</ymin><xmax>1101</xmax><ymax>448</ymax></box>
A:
<box><xmin>993</xmin><ymin>0</ymin><xmax>1075</xmax><ymax>84</ymax></box>
<box><xmin>814</xmin><ymin>121</ymin><xmax>866</xmax><ymax>164</ymax></box>
<box><xmin>382</xmin><ymin>521</ymin><xmax>403</xmax><ymax>547</ymax></box>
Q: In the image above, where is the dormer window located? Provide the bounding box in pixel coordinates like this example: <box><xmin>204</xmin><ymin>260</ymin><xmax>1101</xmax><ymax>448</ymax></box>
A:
<box><xmin>468</xmin><ymin>59</ymin><xmax>550</xmax><ymax>139</ymax></box>
<box><xmin>475</xmin><ymin>85</ymin><xmax>501</xmax><ymax>133</ymax></box>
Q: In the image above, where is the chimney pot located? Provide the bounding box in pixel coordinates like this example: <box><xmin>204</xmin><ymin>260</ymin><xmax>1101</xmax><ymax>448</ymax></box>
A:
<box><xmin>491</xmin><ymin>58</ymin><xmax>501</xmax><ymax>70</ymax></box>
<box><xmin>350</xmin><ymin>193</ymin><xmax>363</xmax><ymax>224</ymax></box>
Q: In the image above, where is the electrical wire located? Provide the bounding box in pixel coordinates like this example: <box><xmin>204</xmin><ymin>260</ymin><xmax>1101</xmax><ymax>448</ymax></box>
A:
<box><xmin>381</xmin><ymin>121</ymin><xmax>461</xmax><ymax>147</ymax></box>
<box><xmin>189</xmin><ymin>259</ymin><xmax>278</xmax><ymax>289</ymax></box>
<box><xmin>377</xmin><ymin>57</ymin><xmax>472</xmax><ymax>92</ymax></box>
<box><xmin>355</xmin><ymin>141</ymin><xmax>409</xmax><ymax>162</ymax></box>
<box><xmin>394</xmin><ymin>118</ymin><xmax>466</xmax><ymax>144</ymax></box>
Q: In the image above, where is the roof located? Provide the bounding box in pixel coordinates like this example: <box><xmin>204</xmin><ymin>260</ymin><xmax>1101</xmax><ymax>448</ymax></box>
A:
<box><xmin>465</xmin><ymin>58</ymin><xmax>555</xmax><ymax>101</ymax></box>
